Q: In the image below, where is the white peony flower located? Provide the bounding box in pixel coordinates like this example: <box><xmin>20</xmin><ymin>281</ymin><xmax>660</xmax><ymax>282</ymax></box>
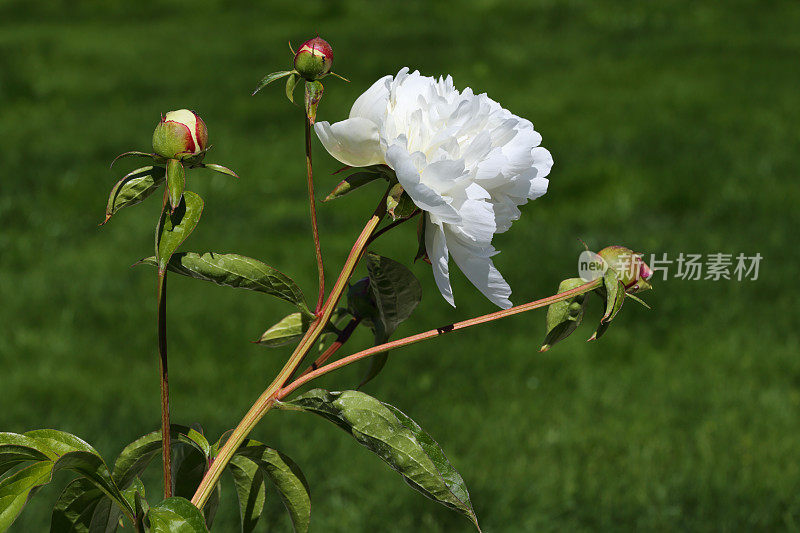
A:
<box><xmin>315</xmin><ymin>68</ymin><xmax>553</xmax><ymax>309</ymax></box>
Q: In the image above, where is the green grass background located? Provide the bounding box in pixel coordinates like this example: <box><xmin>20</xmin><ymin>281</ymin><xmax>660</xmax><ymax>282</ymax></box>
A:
<box><xmin>2</xmin><ymin>0</ymin><xmax>799</xmax><ymax>530</ymax></box>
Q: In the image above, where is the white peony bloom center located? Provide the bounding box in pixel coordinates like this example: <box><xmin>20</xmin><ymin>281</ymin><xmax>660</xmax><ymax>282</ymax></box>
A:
<box><xmin>315</xmin><ymin>68</ymin><xmax>553</xmax><ymax>309</ymax></box>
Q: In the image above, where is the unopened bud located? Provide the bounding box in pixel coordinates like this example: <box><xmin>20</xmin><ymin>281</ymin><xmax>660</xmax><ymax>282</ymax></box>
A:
<box><xmin>597</xmin><ymin>245</ymin><xmax>653</xmax><ymax>293</ymax></box>
<box><xmin>152</xmin><ymin>109</ymin><xmax>208</xmax><ymax>160</ymax></box>
<box><xmin>294</xmin><ymin>37</ymin><xmax>333</xmax><ymax>81</ymax></box>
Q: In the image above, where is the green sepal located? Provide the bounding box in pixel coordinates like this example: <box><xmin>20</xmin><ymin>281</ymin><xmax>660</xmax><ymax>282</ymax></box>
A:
<box><xmin>102</xmin><ymin>166</ymin><xmax>166</xmax><ymax>225</ymax></box>
<box><xmin>286</xmin><ymin>73</ymin><xmax>300</xmax><ymax>104</ymax></box>
<box><xmin>386</xmin><ymin>183</ymin><xmax>417</xmax><ymax>221</ymax></box>
<box><xmin>324</xmin><ymin>171</ymin><xmax>385</xmax><ymax>202</ymax></box>
<box><xmin>155</xmin><ymin>191</ymin><xmax>204</xmax><ymax>273</ymax></box>
<box><xmin>540</xmin><ymin>278</ymin><xmax>590</xmax><ymax>352</ymax></box>
<box><xmin>252</xmin><ymin>70</ymin><xmax>294</xmax><ymax>96</ymax></box>
<box><xmin>166</xmin><ymin>159</ymin><xmax>185</xmax><ymax>212</ymax></box>
<box><xmin>327</xmin><ymin>71</ymin><xmax>350</xmax><ymax>82</ymax></box>
<box><xmin>588</xmin><ymin>269</ymin><xmax>626</xmax><ymax>342</ymax></box>
<box><xmin>278</xmin><ymin>390</ymin><xmax>479</xmax><ymax>530</ymax></box>
<box><xmin>304</xmin><ymin>80</ymin><xmax>324</xmax><ymax>124</ymax></box>
<box><xmin>200</xmin><ymin>163</ymin><xmax>240</xmax><ymax>179</ymax></box>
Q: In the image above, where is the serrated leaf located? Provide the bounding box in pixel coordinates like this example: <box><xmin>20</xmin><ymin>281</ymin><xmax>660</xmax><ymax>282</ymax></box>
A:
<box><xmin>257</xmin><ymin>312</ymin><xmax>311</xmax><ymax>348</ymax></box>
<box><xmin>228</xmin><ymin>456</ymin><xmax>266</xmax><ymax>533</ymax></box>
<box><xmin>252</xmin><ymin>70</ymin><xmax>294</xmax><ymax>95</ymax></box>
<box><xmin>155</xmin><ymin>191</ymin><xmax>204</xmax><ymax>272</ymax></box>
<box><xmin>102</xmin><ymin>166</ymin><xmax>165</xmax><ymax>225</ymax></box>
<box><xmin>147</xmin><ymin>497</ymin><xmax>208</xmax><ymax>533</ymax></box>
<box><xmin>201</xmin><ymin>163</ymin><xmax>239</xmax><ymax>179</ymax></box>
<box><xmin>234</xmin><ymin>441</ymin><xmax>310</xmax><ymax>533</ymax></box>
<box><xmin>0</xmin><ymin>461</ymin><xmax>54</xmax><ymax>531</ymax></box>
<box><xmin>304</xmin><ymin>80</ymin><xmax>324</xmax><ymax>123</ymax></box>
<box><xmin>166</xmin><ymin>159</ymin><xmax>185</xmax><ymax>212</ymax></box>
<box><xmin>279</xmin><ymin>390</ymin><xmax>478</xmax><ymax>529</ymax></box>
<box><xmin>324</xmin><ymin>172</ymin><xmax>384</xmax><ymax>202</ymax></box>
<box><xmin>136</xmin><ymin>252</ymin><xmax>310</xmax><ymax>314</ymax></box>
<box><xmin>286</xmin><ymin>73</ymin><xmax>299</xmax><ymax>104</ymax></box>
<box><xmin>540</xmin><ymin>278</ymin><xmax>590</xmax><ymax>352</ymax></box>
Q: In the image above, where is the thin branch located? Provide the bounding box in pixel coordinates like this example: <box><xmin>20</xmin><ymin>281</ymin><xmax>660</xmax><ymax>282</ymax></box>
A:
<box><xmin>305</xmin><ymin>116</ymin><xmax>325</xmax><ymax>314</ymax></box>
<box><xmin>299</xmin><ymin>317</ymin><xmax>361</xmax><ymax>378</ymax></box>
<box><xmin>366</xmin><ymin>209</ymin><xmax>421</xmax><ymax>245</ymax></box>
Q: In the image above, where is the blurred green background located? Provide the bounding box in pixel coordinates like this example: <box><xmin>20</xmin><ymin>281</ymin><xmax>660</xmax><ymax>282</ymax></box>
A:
<box><xmin>2</xmin><ymin>0</ymin><xmax>799</xmax><ymax>530</ymax></box>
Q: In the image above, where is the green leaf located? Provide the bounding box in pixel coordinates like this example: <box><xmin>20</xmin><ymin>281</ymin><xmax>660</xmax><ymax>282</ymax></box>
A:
<box><xmin>166</xmin><ymin>159</ymin><xmax>185</xmax><ymax>212</ymax></box>
<box><xmin>257</xmin><ymin>312</ymin><xmax>311</xmax><ymax>348</ymax></box>
<box><xmin>147</xmin><ymin>497</ymin><xmax>208</xmax><ymax>533</ymax></box>
<box><xmin>324</xmin><ymin>171</ymin><xmax>384</xmax><ymax>202</ymax></box>
<box><xmin>171</xmin><ymin>427</ymin><xmax>218</xmax><ymax>530</ymax></box>
<box><xmin>201</xmin><ymin>163</ymin><xmax>239</xmax><ymax>179</ymax></box>
<box><xmin>50</xmin><ymin>478</ymin><xmax>104</xmax><ymax>533</ymax></box>
<box><xmin>304</xmin><ymin>80</ymin><xmax>324</xmax><ymax>123</ymax></box>
<box><xmin>0</xmin><ymin>461</ymin><xmax>53</xmax><ymax>531</ymax></box>
<box><xmin>386</xmin><ymin>184</ymin><xmax>417</xmax><ymax>221</ymax></box>
<box><xmin>136</xmin><ymin>252</ymin><xmax>310</xmax><ymax>314</ymax></box>
<box><xmin>234</xmin><ymin>441</ymin><xmax>310</xmax><ymax>533</ymax></box>
<box><xmin>365</xmin><ymin>253</ymin><xmax>422</xmax><ymax>336</ymax></box>
<box><xmin>252</xmin><ymin>70</ymin><xmax>294</xmax><ymax>95</ymax></box>
<box><xmin>0</xmin><ymin>433</ymin><xmax>51</xmax><ymax>477</ymax></box>
<box><xmin>228</xmin><ymin>456</ymin><xmax>266</xmax><ymax>533</ymax></box>
<box><xmin>540</xmin><ymin>278</ymin><xmax>590</xmax><ymax>352</ymax></box>
<box><xmin>102</xmin><ymin>166</ymin><xmax>165</xmax><ymax>225</ymax></box>
<box><xmin>112</xmin><ymin>425</ymin><xmax>209</xmax><ymax>490</ymax></box>
<box><xmin>285</xmin><ymin>73</ymin><xmax>300</xmax><ymax>104</ymax></box>
<box><xmin>279</xmin><ymin>390</ymin><xmax>478</xmax><ymax>529</ymax></box>
<box><xmin>155</xmin><ymin>191</ymin><xmax>204</xmax><ymax>273</ymax></box>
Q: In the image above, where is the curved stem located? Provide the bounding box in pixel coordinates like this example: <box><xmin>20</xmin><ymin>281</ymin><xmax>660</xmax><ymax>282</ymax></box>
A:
<box><xmin>190</xmin><ymin>198</ymin><xmax>387</xmax><ymax>509</ymax></box>
<box><xmin>305</xmin><ymin>116</ymin><xmax>325</xmax><ymax>314</ymax></box>
<box><xmin>276</xmin><ymin>277</ymin><xmax>603</xmax><ymax>400</ymax></box>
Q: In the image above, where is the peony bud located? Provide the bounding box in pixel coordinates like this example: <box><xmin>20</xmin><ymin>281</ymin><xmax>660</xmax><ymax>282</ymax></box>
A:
<box><xmin>596</xmin><ymin>245</ymin><xmax>653</xmax><ymax>293</ymax></box>
<box><xmin>152</xmin><ymin>109</ymin><xmax>208</xmax><ymax>161</ymax></box>
<box><xmin>293</xmin><ymin>37</ymin><xmax>333</xmax><ymax>81</ymax></box>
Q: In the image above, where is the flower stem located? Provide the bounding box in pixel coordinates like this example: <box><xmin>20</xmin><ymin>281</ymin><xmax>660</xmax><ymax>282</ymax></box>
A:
<box><xmin>298</xmin><ymin>317</ymin><xmax>361</xmax><ymax>378</ymax></box>
<box><xmin>366</xmin><ymin>209</ymin><xmax>421</xmax><ymax>246</ymax></box>
<box><xmin>276</xmin><ymin>277</ymin><xmax>603</xmax><ymax>400</ymax></box>
<box><xmin>305</xmin><ymin>116</ymin><xmax>325</xmax><ymax>314</ymax></box>
<box><xmin>190</xmin><ymin>199</ymin><xmax>387</xmax><ymax>510</ymax></box>
<box><xmin>156</xmin><ymin>194</ymin><xmax>172</xmax><ymax>499</ymax></box>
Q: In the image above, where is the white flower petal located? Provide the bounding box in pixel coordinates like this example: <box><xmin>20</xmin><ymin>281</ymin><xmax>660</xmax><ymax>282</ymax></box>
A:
<box><xmin>447</xmin><ymin>233</ymin><xmax>512</xmax><ymax>309</ymax></box>
<box><xmin>314</xmin><ymin>117</ymin><xmax>384</xmax><ymax>167</ymax></box>
<box><xmin>349</xmin><ymin>75</ymin><xmax>391</xmax><ymax>126</ymax></box>
<box><xmin>385</xmin><ymin>144</ymin><xmax>460</xmax><ymax>224</ymax></box>
<box><xmin>425</xmin><ymin>218</ymin><xmax>454</xmax><ymax>307</ymax></box>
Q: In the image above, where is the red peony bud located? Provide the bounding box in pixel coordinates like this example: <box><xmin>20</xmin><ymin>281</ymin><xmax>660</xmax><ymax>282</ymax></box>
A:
<box><xmin>152</xmin><ymin>109</ymin><xmax>208</xmax><ymax>160</ymax></box>
<box><xmin>596</xmin><ymin>245</ymin><xmax>653</xmax><ymax>293</ymax></box>
<box><xmin>293</xmin><ymin>37</ymin><xmax>333</xmax><ymax>81</ymax></box>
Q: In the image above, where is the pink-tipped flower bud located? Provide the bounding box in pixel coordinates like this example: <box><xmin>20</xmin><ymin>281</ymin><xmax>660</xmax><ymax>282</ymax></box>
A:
<box><xmin>294</xmin><ymin>37</ymin><xmax>333</xmax><ymax>81</ymax></box>
<box><xmin>152</xmin><ymin>109</ymin><xmax>208</xmax><ymax>160</ymax></box>
<box><xmin>597</xmin><ymin>245</ymin><xmax>653</xmax><ymax>293</ymax></box>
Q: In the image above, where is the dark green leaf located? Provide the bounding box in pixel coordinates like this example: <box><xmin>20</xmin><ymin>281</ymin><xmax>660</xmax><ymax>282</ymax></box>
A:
<box><xmin>0</xmin><ymin>461</ymin><xmax>54</xmax><ymax>531</ymax></box>
<box><xmin>365</xmin><ymin>253</ymin><xmax>422</xmax><ymax>336</ymax></box>
<box><xmin>147</xmin><ymin>497</ymin><xmax>208</xmax><ymax>533</ymax></box>
<box><xmin>228</xmin><ymin>456</ymin><xmax>266</xmax><ymax>533</ymax></box>
<box><xmin>0</xmin><ymin>432</ymin><xmax>51</xmax><ymax>477</ymax></box>
<box><xmin>166</xmin><ymin>159</ymin><xmax>185</xmax><ymax>212</ymax></box>
<box><xmin>252</xmin><ymin>70</ymin><xmax>294</xmax><ymax>95</ymax></box>
<box><xmin>201</xmin><ymin>163</ymin><xmax>239</xmax><ymax>179</ymax></box>
<box><xmin>102</xmin><ymin>166</ymin><xmax>165</xmax><ymax>225</ymax></box>
<box><xmin>155</xmin><ymin>191</ymin><xmax>204</xmax><ymax>272</ymax></box>
<box><xmin>235</xmin><ymin>441</ymin><xmax>310</xmax><ymax>533</ymax></box>
<box><xmin>279</xmin><ymin>390</ymin><xmax>478</xmax><ymax>529</ymax></box>
<box><xmin>324</xmin><ymin>171</ymin><xmax>384</xmax><ymax>202</ymax></box>
<box><xmin>50</xmin><ymin>478</ymin><xmax>104</xmax><ymax>533</ymax></box>
<box><xmin>136</xmin><ymin>252</ymin><xmax>310</xmax><ymax>314</ymax></box>
<box><xmin>304</xmin><ymin>80</ymin><xmax>324</xmax><ymax>123</ymax></box>
<box><xmin>540</xmin><ymin>278</ymin><xmax>590</xmax><ymax>352</ymax></box>
<box><xmin>172</xmin><ymin>430</ymin><xmax>218</xmax><ymax>529</ymax></box>
<box><xmin>257</xmin><ymin>312</ymin><xmax>311</xmax><ymax>348</ymax></box>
